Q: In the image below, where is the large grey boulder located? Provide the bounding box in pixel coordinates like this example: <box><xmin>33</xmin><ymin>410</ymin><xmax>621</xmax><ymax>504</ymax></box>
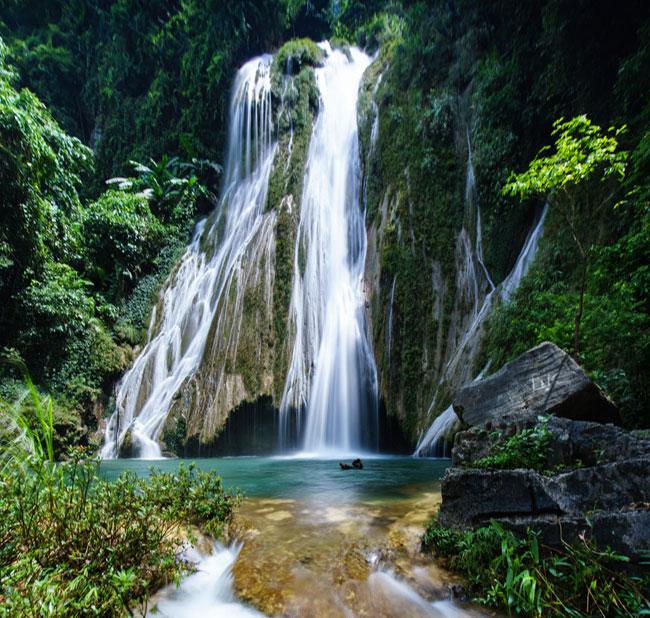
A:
<box><xmin>438</xmin><ymin>457</ymin><xmax>650</xmax><ymax>562</ymax></box>
<box><xmin>453</xmin><ymin>342</ymin><xmax>619</xmax><ymax>427</ymax></box>
<box><xmin>438</xmin><ymin>468</ymin><xmax>561</xmax><ymax>527</ymax></box>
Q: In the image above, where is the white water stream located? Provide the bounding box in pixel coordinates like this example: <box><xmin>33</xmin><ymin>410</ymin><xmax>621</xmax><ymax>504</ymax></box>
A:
<box><xmin>414</xmin><ymin>130</ymin><xmax>549</xmax><ymax>457</ymax></box>
<box><xmin>102</xmin><ymin>56</ymin><xmax>276</xmax><ymax>458</ymax></box>
<box><xmin>149</xmin><ymin>544</ymin><xmax>263</xmax><ymax>617</ymax></box>
<box><xmin>280</xmin><ymin>43</ymin><xmax>379</xmax><ymax>455</ymax></box>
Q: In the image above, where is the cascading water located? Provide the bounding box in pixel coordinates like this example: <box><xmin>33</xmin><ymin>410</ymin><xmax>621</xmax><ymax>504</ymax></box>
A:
<box><xmin>280</xmin><ymin>43</ymin><xmax>379</xmax><ymax>454</ymax></box>
<box><xmin>413</xmin><ymin>129</ymin><xmax>549</xmax><ymax>457</ymax></box>
<box><xmin>101</xmin><ymin>56</ymin><xmax>276</xmax><ymax>459</ymax></box>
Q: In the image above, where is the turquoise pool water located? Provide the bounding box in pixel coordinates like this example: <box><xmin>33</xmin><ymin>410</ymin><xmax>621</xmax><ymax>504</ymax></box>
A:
<box><xmin>98</xmin><ymin>456</ymin><xmax>450</xmax><ymax>503</ymax></box>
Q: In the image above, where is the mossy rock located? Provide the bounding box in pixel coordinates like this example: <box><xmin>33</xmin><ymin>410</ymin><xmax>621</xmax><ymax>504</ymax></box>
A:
<box><xmin>274</xmin><ymin>38</ymin><xmax>324</xmax><ymax>76</ymax></box>
<box><xmin>118</xmin><ymin>427</ymin><xmax>135</xmax><ymax>458</ymax></box>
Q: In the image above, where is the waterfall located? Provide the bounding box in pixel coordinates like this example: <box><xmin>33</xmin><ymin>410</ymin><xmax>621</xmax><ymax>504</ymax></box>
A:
<box><xmin>101</xmin><ymin>55</ymin><xmax>276</xmax><ymax>459</ymax></box>
<box><xmin>467</xmin><ymin>130</ymin><xmax>495</xmax><ymax>292</ymax></box>
<box><xmin>386</xmin><ymin>275</ymin><xmax>397</xmax><ymax>359</ymax></box>
<box><xmin>412</xmin><ymin>405</ymin><xmax>458</xmax><ymax>458</ymax></box>
<box><xmin>280</xmin><ymin>43</ymin><xmax>378</xmax><ymax>455</ymax></box>
<box><xmin>413</xmin><ymin>362</ymin><xmax>490</xmax><ymax>457</ymax></box>
<box><xmin>415</xmin><ymin>206</ymin><xmax>548</xmax><ymax>457</ymax></box>
<box><xmin>413</xmin><ymin>131</ymin><xmax>549</xmax><ymax>458</ymax></box>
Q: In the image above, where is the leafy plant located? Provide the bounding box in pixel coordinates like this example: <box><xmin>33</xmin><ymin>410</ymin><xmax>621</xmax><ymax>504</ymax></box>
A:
<box><xmin>108</xmin><ymin>156</ymin><xmax>219</xmax><ymax>225</ymax></box>
<box><xmin>471</xmin><ymin>420</ymin><xmax>553</xmax><ymax>473</ymax></box>
<box><xmin>422</xmin><ymin>519</ymin><xmax>650</xmax><ymax>617</ymax></box>
<box><xmin>0</xmin><ymin>370</ymin><xmax>238</xmax><ymax>616</ymax></box>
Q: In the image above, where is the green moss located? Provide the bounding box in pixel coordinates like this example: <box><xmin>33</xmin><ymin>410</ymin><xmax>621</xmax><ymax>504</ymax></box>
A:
<box><xmin>274</xmin><ymin>38</ymin><xmax>324</xmax><ymax>76</ymax></box>
<box><xmin>330</xmin><ymin>37</ymin><xmax>352</xmax><ymax>61</ymax></box>
<box><xmin>365</xmin><ymin>58</ymin><xmax>465</xmax><ymax>435</ymax></box>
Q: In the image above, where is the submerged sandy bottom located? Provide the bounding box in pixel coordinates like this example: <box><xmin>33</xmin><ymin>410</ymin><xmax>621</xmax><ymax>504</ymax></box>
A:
<box><xmin>228</xmin><ymin>486</ymin><xmax>486</xmax><ymax>617</ymax></box>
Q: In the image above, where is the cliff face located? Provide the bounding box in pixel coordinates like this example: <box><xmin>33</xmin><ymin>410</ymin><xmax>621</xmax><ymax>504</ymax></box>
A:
<box><xmin>158</xmin><ymin>44</ymin><xmax>535</xmax><ymax>453</ymax></box>
<box><xmin>357</xmin><ymin>44</ymin><xmax>541</xmax><ymax>444</ymax></box>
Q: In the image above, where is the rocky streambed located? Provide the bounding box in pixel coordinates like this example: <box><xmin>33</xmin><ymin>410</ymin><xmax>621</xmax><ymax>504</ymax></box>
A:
<box><xmin>230</xmin><ymin>489</ymin><xmax>481</xmax><ymax>617</ymax></box>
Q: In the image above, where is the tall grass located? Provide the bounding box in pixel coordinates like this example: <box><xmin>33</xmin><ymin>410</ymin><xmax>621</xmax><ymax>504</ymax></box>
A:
<box><xmin>0</xmin><ymin>357</ymin><xmax>55</xmax><ymax>473</ymax></box>
<box><xmin>0</xmin><ymin>359</ymin><xmax>238</xmax><ymax>616</ymax></box>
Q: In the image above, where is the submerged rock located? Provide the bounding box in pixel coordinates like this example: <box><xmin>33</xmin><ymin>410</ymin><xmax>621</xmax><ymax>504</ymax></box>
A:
<box><xmin>340</xmin><ymin>459</ymin><xmax>364</xmax><ymax>470</ymax></box>
<box><xmin>453</xmin><ymin>342</ymin><xmax>620</xmax><ymax>427</ymax></box>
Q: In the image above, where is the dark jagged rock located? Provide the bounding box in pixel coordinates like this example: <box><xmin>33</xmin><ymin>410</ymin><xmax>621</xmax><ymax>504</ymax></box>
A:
<box><xmin>452</xmin><ymin>342</ymin><xmax>620</xmax><ymax>427</ymax></box>
<box><xmin>340</xmin><ymin>459</ymin><xmax>364</xmax><ymax>470</ymax></box>
<box><xmin>441</xmin><ymin>423</ymin><xmax>650</xmax><ymax>563</ymax></box>
<box><xmin>437</xmin><ymin>343</ymin><xmax>649</xmax><ymax>566</ymax></box>
<box><xmin>439</xmin><ymin>458</ymin><xmax>650</xmax><ymax>528</ymax></box>
<box><xmin>452</xmin><ymin>416</ymin><xmax>650</xmax><ymax>468</ymax></box>
<box><xmin>438</xmin><ymin>468</ymin><xmax>561</xmax><ymax>527</ymax></box>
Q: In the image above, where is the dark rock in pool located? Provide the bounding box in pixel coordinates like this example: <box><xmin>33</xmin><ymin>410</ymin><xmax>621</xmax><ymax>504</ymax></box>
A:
<box><xmin>453</xmin><ymin>341</ymin><xmax>620</xmax><ymax>427</ymax></box>
<box><xmin>339</xmin><ymin>459</ymin><xmax>363</xmax><ymax>470</ymax></box>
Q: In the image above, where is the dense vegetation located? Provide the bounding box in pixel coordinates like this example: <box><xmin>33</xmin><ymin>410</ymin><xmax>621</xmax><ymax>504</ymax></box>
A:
<box><xmin>0</xmin><ymin>1</ymin><xmax>648</xmax><ymax>615</ymax></box>
<box><xmin>0</xmin><ymin>368</ymin><xmax>237</xmax><ymax>616</ymax></box>
<box><xmin>422</xmin><ymin>519</ymin><xmax>650</xmax><ymax>617</ymax></box>
<box><xmin>345</xmin><ymin>0</ymin><xmax>649</xmax><ymax>429</ymax></box>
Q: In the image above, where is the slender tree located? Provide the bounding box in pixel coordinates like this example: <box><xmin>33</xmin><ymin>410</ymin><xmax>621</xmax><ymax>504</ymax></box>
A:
<box><xmin>503</xmin><ymin>115</ymin><xmax>628</xmax><ymax>357</ymax></box>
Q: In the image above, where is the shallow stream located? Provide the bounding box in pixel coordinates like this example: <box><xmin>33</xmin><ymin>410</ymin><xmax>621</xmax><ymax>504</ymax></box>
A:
<box><xmin>100</xmin><ymin>457</ymin><xmax>487</xmax><ymax>617</ymax></box>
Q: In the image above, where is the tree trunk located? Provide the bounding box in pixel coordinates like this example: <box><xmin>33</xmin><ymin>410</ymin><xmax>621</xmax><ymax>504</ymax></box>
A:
<box><xmin>573</xmin><ymin>259</ymin><xmax>588</xmax><ymax>358</ymax></box>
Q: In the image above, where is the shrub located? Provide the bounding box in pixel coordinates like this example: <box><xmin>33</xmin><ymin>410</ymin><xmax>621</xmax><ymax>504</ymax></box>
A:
<box><xmin>82</xmin><ymin>190</ymin><xmax>166</xmax><ymax>297</ymax></box>
<box><xmin>471</xmin><ymin>421</ymin><xmax>553</xmax><ymax>473</ymax></box>
<box><xmin>16</xmin><ymin>263</ymin><xmax>96</xmax><ymax>376</ymax></box>
<box><xmin>0</xmin><ymin>374</ymin><xmax>238</xmax><ymax>616</ymax></box>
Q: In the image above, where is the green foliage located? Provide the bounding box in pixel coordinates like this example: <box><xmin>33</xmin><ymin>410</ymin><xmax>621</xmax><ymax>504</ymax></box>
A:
<box><xmin>471</xmin><ymin>421</ymin><xmax>553</xmax><ymax>473</ymax></box>
<box><xmin>484</xmin><ymin>198</ymin><xmax>649</xmax><ymax>427</ymax></box>
<box><xmin>82</xmin><ymin>190</ymin><xmax>165</xmax><ymax>297</ymax></box>
<box><xmin>0</xmin><ymin>358</ymin><xmax>55</xmax><ymax>471</ymax></box>
<box><xmin>503</xmin><ymin>116</ymin><xmax>628</xmax><ymax>200</ymax></box>
<box><xmin>0</xmin><ymin>45</ymin><xmax>216</xmax><ymax>447</ymax></box>
<box><xmin>503</xmin><ymin>116</ymin><xmax>629</xmax><ymax>356</ymax></box>
<box><xmin>110</xmin><ymin>156</ymin><xmax>219</xmax><ymax>224</ymax></box>
<box><xmin>0</xmin><ymin>36</ymin><xmax>91</xmax><ymax>336</ymax></box>
<box><xmin>18</xmin><ymin>263</ymin><xmax>95</xmax><ymax>345</ymax></box>
<box><xmin>2</xmin><ymin>1</ymin><xmax>311</xmax><ymax>184</ymax></box>
<box><xmin>0</xmin><ymin>378</ymin><xmax>238</xmax><ymax>616</ymax></box>
<box><xmin>423</xmin><ymin>520</ymin><xmax>650</xmax><ymax>617</ymax></box>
